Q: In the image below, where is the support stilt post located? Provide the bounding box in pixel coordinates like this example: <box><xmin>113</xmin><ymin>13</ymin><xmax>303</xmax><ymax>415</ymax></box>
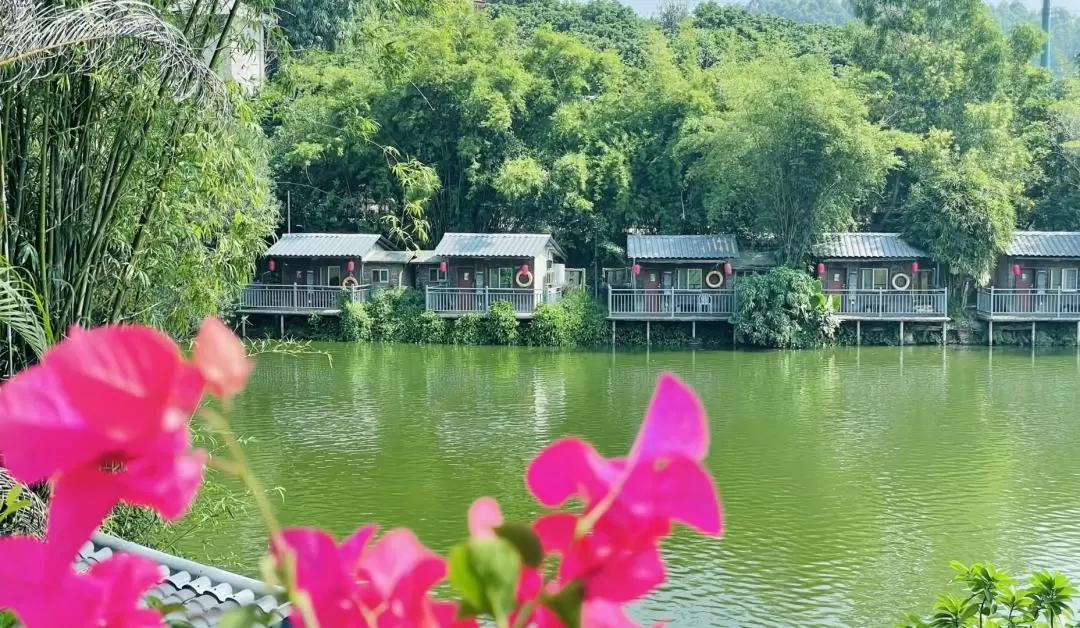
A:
<box><xmin>989</xmin><ymin>320</ymin><xmax>994</xmax><ymax>347</ymax></box>
<box><xmin>241</xmin><ymin>317</ymin><xmax>247</xmax><ymax>338</ymax></box>
<box><xmin>1032</xmin><ymin>321</ymin><xmax>1036</xmax><ymax>348</ymax></box>
<box><xmin>899</xmin><ymin>321</ymin><xmax>904</xmax><ymax>347</ymax></box>
<box><xmin>280</xmin><ymin>315</ymin><xmax>285</xmax><ymax>338</ymax></box>
<box><xmin>1076</xmin><ymin>320</ymin><xmax>1079</xmax><ymax>348</ymax></box>
<box><xmin>692</xmin><ymin>320</ymin><xmax>697</xmax><ymax>339</ymax></box>
<box><xmin>856</xmin><ymin>320</ymin><xmax>861</xmax><ymax>346</ymax></box>
<box><xmin>611</xmin><ymin>319</ymin><xmax>616</xmax><ymax>345</ymax></box>
<box><xmin>942</xmin><ymin>321</ymin><xmax>948</xmax><ymax>347</ymax></box>
<box><xmin>646</xmin><ymin>321</ymin><xmax>651</xmax><ymax>347</ymax></box>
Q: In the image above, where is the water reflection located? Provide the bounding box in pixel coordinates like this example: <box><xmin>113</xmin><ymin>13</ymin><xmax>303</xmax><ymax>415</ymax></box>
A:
<box><xmin>181</xmin><ymin>344</ymin><xmax>1080</xmax><ymax>626</ymax></box>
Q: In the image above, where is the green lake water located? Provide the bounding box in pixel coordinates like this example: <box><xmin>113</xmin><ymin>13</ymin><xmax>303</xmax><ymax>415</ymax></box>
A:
<box><xmin>181</xmin><ymin>344</ymin><xmax>1080</xmax><ymax>626</ymax></box>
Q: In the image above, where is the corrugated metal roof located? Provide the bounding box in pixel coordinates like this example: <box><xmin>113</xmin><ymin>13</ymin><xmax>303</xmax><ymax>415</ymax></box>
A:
<box><xmin>433</xmin><ymin>233</ymin><xmax>557</xmax><ymax>258</ymax></box>
<box><xmin>264</xmin><ymin>233</ymin><xmax>394</xmax><ymax>259</ymax></box>
<box><xmin>626</xmin><ymin>234</ymin><xmax>740</xmax><ymax>260</ymax></box>
<box><xmin>410</xmin><ymin>250</ymin><xmax>444</xmax><ymax>264</ymax></box>
<box><xmin>364</xmin><ymin>250</ymin><xmax>414</xmax><ymax>264</ymax></box>
<box><xmin>1006</xmin><ymin>231</ymin><xmax>1080</xmax><ymax>257</ymax></box>
<box><xmin>813</xmin><ymin>233</ymin><xmax>927</xmax><ymax>259</ymax></box>
<box><xmin>78</xmin><ymin>533</ymin><xmax>289</xmax><ymax>627</ymax></box>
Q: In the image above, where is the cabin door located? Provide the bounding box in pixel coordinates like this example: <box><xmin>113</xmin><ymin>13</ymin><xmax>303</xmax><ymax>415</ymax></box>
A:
<box><xmin>644</xmin><ymin>270</ymin><xmax>660</xmax><ymax>313</ymax></box>
<box><xmin>457</xmin><ymin>268</ymin><xmax>474</xmax><ymax>312</ymax></box>
<box><xmin>1015</xmin><ymin>267</ymin><xmax>1032</xmax><ymax>313</ymax></box>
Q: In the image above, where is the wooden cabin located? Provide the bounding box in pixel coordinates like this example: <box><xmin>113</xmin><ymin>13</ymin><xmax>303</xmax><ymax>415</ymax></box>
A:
<box><xmin>977</xmin><ymin>231</ymin><xmax>1080</xmax><ymax>323</ymax></box>
<box><xmin>813</xmin><ymin>233</ymin><xmax>946</xmax><ymax>320</ymax></box>
<box><xmin>423</xmin><ymin>233</ymin><xmax>568</xmax><ymax>318</ymax></box>
<box><xmin>240</xmin><ymin>233</ymin><xmax>411</xmax><ymax>315</ymax></box>
<box><xmin>608</xmin><ymin>234</ymin><xmax>741</xmax><ymax>320</ymax></box>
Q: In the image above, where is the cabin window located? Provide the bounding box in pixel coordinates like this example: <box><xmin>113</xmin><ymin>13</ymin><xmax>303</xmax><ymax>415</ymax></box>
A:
<box><xmin>428</xmin><ymin>268</ymin><xmax>446</xmax><ymax>282</ymax></box>
<box><xmin>327</xmin><ymin>266</ymin><xmax>342</xmax><ymax>286</ymax></box>
<box><xmin>1052</xmin><ymin>268</ymin><xmax>1062</xmax><ymax>290</ymax></box>
<box><xmin>860</xmin><ymin>268</ymin><xmax>888</xmax><ymax>290</ymax></box>
<box><xmin>371</xmin><ymin>268</ymin><xmax>389</xmax><ymax>283</ymax></box>
<box><xmin>662</xmin><ymin>272</ymin><xmax>673</xmax><ymax>289</ymax></box>
<box><xmin>687</xmin><ymin>269</ymin><xmax>703</xmax><ymax>289</ymax></box>
<box><xmin>1065</xmin><ymin>268</ymin><xmax>1079</xmax><ymax>291</ymax></box>
<box><xmin>496</xmin><ymin>267</ymin><xmax>514</xmax><ymax>289</ymax></box>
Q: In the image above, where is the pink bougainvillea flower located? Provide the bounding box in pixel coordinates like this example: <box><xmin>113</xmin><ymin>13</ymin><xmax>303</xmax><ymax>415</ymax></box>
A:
<box><xmin>0</xmin><ymin>325</ymin><xmax>206</xmax><ymax>571</ymax></box>
<box><xmin>193</xmin><ymin>316</ymin><xmax>252</xmax><ymax>400</ymax></box>
<box><xmin>526</xmin><ymin>373</ymin><xmax>722</xmax><ymax>537</ymax></box>
<box><xmin>467</xmin><ymin>497</ymin><xmax>503</xmax><ymax>540</ymax></box>
<box><xmin>276</xmin><ymin>526</ymin><xmax>474</xmax><ymax>628</ymax></box>
<box><xmin>0</xmin><ymin>536</ymin><xmax>163</xmax><ymax>628</ymax></box>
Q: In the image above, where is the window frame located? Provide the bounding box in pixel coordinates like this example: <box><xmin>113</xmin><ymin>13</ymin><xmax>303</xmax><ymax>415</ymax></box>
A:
<box><xmin>327</xmin><ymin>265</ymin><xmax>342</xmax><ymax>286</ymax></box>
<box><xmin>687</xmin><ymin>268</ymin><xmax>703</xmax><ymax>290</ymax></box>
<box><xmin>371</xmin><ymin>268</ymin><xmax>389</xmax><ymax>284</ymax></box>
<box><xmin>1064</xmin><ymin>268</ymin><xmax>1079</xmax><ymax>291</ymax></box>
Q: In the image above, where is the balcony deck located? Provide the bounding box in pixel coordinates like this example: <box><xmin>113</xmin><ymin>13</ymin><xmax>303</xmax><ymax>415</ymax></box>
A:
<box><xmin>424</xmin><ymin>287</ymin><xmax>560</xmax><ymax>318</ymax></box>
<box><xmin>823</xmin><ymin>289</ymin><xmax>948</xmax><ymax>321</ymax></box>
<box><xmin>238</xmin><ymin>284</ymin><xmax>368</xmax><ymax>315</ymax></box>
<box><xmin>976</xmin><ymin>288</ymin><xmax>1080</xmax><ymax>321</ymax></box>
<box><xmin>607</xmin><ymin>288</ymin><xmax>736</xmax><ymax>321</ymax></box>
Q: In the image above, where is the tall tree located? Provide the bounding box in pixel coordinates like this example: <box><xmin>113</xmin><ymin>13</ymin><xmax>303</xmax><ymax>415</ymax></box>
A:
<box><xmin>680</xmin><ymin>52</ymin><xmax>899</xmax><ymax>265</ymax></box>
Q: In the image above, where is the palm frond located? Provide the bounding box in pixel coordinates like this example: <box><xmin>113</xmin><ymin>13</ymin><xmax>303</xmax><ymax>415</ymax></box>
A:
<box><xmin>0</xmin><ymin>259</ymin><xmax>52</xmax><ymax>360</ymax></box>
<box><xmin>0</xmin><ymin>0</ymin><xmax>225</xmax><ymax>105</ymax></box>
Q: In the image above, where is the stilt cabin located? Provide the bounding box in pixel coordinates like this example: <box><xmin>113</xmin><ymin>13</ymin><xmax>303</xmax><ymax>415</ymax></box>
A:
<box><xmin>608</xmin><ymin>234</ymin><xmax>740</xmax><ymax>320</ymax></box>
<box><xmin>239</xmin><ymin>233</ymin><xmax>407</xmax><ymax>315</ymax></box>
<box><xmin>813</xmin><ymin>233</ymin><xmax>947</xmax><ymax>320</ymax></box>
<box><xmin>977</xmin><ymin>231</ymin><xmax>1080</xmax><ymax>321</ymax></box>
<box><xmin>424</xmin><ymin>233</ymin><xmax>569</xmax><ymax>318</ymax></box>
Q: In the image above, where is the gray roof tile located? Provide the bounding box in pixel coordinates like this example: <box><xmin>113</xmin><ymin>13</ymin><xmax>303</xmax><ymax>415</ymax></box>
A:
<box><xmin>813</xmin><ymin>233</ymin><xmax>927</xmax><ymax>259</ymax></box>
<box><xmin>77</xmin><ymin>533</ymin><xmax>290</xmax><ymax>626</ymax></box>
<box><xmin>433</xmin><ymin>233</ymin><xmax>559</xmax><ymax>258</ymax></box>
<box><xmin>1006</xmin><ymin>231</ymin><xmax>1080</xmax><ymax>257</ymax></box>
<box><xmin>627</xmin><ymin>234</ymin><xmax>740</xmax><ymax>260</ymax></box>
<box><xmin>364</xmin><ymin>249</ymin><xmax>415</xmax><ymax>264</ymax></box>
<box><xmin>264</xmin><ymin>233</ymin><xmax>395</xmax><ymax>259</ymax></box>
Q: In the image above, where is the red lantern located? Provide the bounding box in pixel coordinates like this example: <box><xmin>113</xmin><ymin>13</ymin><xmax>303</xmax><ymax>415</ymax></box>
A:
<box><xmin>347</xmin><ymin>260</ymin><xmax>355</xmax><ymax>273</ymax></box>
<box><xmin>1012</xmin><ymin>264</ymin><xmax>1022</xmax><ymax>277</ymax></box>
<box><xmin>816</xmin><ymin>262</ymin><xmax>825</xmax><ymax>277</ymax></box>
<box><xmin>911</xmin><ymin>261</ymin><xmax>919</xmax><ymax>274</ymax></box>
<box><xmin>521</xmin><ymin>264</ymin><xmax>529</xmax><ymax>274</ymax></box>
<box><xmin>268</xmin><ymin>259</ymin><xmax>276</xmax><ymax>272</ymax></box>
<box><xmin>632</xmin><ymin>263</ymin><xmax>641</xmax><ymax>276</ymax></box>
<box><xmin>439</xmin><ymin>260</ymin><xmax>448</xmax><ymax>273</ymax></box>
<box><xmin>724</xmin><ymin>262</ymin><xmax>733</xmax><ymax>276</ymax></box>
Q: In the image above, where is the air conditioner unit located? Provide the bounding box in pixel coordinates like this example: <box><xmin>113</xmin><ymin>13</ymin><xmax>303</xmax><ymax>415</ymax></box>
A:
<box><xmin>552</xmin><ymin>263</ymin><xmax>566</xmax><ymax>286</ymax></box>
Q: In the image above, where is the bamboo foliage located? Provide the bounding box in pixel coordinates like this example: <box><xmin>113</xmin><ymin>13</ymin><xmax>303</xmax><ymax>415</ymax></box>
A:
<box><xmin>0</xmin><ymin>0</ymin><xmax>277</xmax><ymax>372</ymax></box>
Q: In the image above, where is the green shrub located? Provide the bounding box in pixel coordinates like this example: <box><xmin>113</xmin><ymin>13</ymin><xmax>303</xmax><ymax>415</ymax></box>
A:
<box><xmin>364</xmin><ymin>287</ymin><xmax>425</xmax><ymax>342</ymax></box>
<box><xmin>416</xmin><ymin>310</ymin><xmax>448</xmax><ymax>344</ymax></box>
<box><xmin>732</xmin><ymin>267</ymin><xmax>838</xmax><ymax>349</ymax></box>
<box><xmin>485</xmin><ymin>300</ymin><xmax>520</xmax><ymax>345</ymax></box>
<box><xmin>306</xmin><ymin>312</ymin><xmax>340</xmax><ymax>340</ymax></box>
<box><xmin>341</xmin><ymin>300</ymin><xmax>372</xmax><ymax>341</ymax></box>
<box><xmin>526</xmin><ymin>302</ymin><xmax>571</xmax><ymax>346</ymax></box>
<box><xmin>452</xmin><ymin>312</ymin><xmax>487</xmax><ymax>345</ymax></box>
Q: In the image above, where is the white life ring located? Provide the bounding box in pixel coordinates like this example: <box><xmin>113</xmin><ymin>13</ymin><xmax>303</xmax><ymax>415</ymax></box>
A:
<box><xmin>515</xmin><ymin>269</ymin><xmax>533</xmax><ymax>288</ymax></box>
<box><xmin>891</xmin><ymin>272</ymin><xmax>911</xmax><ymax>291</ymax></box>
<box><xmin>705</xmin><ymin>270</ymin><xmax>725</xmax><ymax>289</ymax></box>
<box><xmin>342</xmin><ymin>276</ymin><xmax>359</xmax><ymax>289</ymax></box>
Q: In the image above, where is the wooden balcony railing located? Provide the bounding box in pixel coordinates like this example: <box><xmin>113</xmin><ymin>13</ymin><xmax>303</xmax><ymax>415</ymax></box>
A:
<box><xmin>977</xmin><ymin>288</ymin><xmax>1080</xmax><ymax>320</ymax></box>
<box><xmin>823</xmin><ymin>289</ymin><xmax>947</xmax><ymax>319</ymax></box>
<box><xmin>425</xmin><ymin>287</ymin><xmax>556</xmax><ymax>316</ymax></box>
<box><xmin>607</xmin><ymin>287</ymin><xmax>736</xmax><ymax>319</ymax></box>
<box><xmin>239</xmin><ymin>284</ymin><xmax>369</xmax><ymax>313</ymax></box>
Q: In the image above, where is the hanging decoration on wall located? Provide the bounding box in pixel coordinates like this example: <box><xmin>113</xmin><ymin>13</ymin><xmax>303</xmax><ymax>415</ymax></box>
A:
<box><xmin>1012</xmin><ymin>264</ymin><xmax>1022</xmax><ymax>277</ymax></box>
<box><xmin>632</xmin><ymin>263</ymin><xmax>641</xmax><ymax>276</ymax></box>
<box><xmin>515</xmin><ymin>264</ymin><xmax>533</xmax><ymax>288</ymax></box>
<box><xmin>816</xmin><ymin>263</ymin><xmax>825</xmax><ymax>277</ymax></box>
<box><xmin>347</xmin><ymin>260</ymin><xmax>355</xmax><ymax>273</ymax></box>
<box><xmin>439</xmin><ymin>261</ymin><xmax>448</xmax><ymax>273</ymax></box>
<box><xmin>705</xmin><ymin>269</ymin><xmax>725</xmax><ymax>289</ymax></box>
<box><xmin>911</xmin><ymin>261</ymin><xmax>919</xmax><ymax>274</ymax></box>
<box><xmin>723</xmin><ymin>262</ymin><xmax>733</xmax><ymax>276</ymax></box>
<box><xmin>268</xmin><ymin>260</ymin><xmax>276</xmax><ymax>272</ymax></box>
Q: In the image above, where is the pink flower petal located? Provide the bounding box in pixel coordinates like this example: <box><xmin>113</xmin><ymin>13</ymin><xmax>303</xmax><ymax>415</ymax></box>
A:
<box><xmin>584</xmin><ymin>539</ymin><xmax>665</xmax><ymax>602</ymax></box>
<box><xmin>630</xmin><ymin>374</ymin><xmax>708</xmax><ymax>465</ymax></box>
<box><xmin>49</xmin><ymin>326</ymin><xmax>201</xmax><ymax>442</ymax></box>
<box><xmin>582</xmin><ymin>600</ymin><xmax>640</xmax><ymax>628</ymax></box>
<box><xmin>275</xmin><ymin>528</ymin><xmax>366</xmax><ymax>628</ymax></box>
<box><xmin>0</xmin><ymin>536</ymin><xmax>104</xmax><ymax>627</ymax></box>
<box><xmin>87</xmin><ymin>553</ymin><xmax>166</xmax><ymax>627</ymax></box>
<box><xmin>339</xmin><ymin>524</ymin><xmax>378</xmax><ymax>573</ymax></box>
<box><xmin>46</xmin><ymin>468</ymin><xmax>124</xmax><ymax>576</ymax></box>
<box><xmin>113</xmin><ymin>446</ymin><xmax>207</xmax><ymax>520</ymax></box>
<box><xmin>193</xmin><ymin>317</ymin><xmax>253</xmax><ymax>400</ymax></box>
<box><xmin>526</xmin><ymin>438</ymin><xmax>616</xmax><ymax>507</ymax></box>
<box><xmin>358</xmin><ymin>529</ymin><xmax>445</xmax><ymax>604</ymax></box>
<box><xmin>0</xmin><ymin>366</ymin><xmax>103</xmax><ymax>483</ymax></box>
<box><xmin>430</xmin><ymin>600</ymin><xmax>478</xmax><ymax>627</ymax></box>
<box><xmin>533</xmin><ymin>513</ymin><xmax>577</xmax><ymax>554</ymax></box>
<box><xmin>467</xmin><ymin>497</ymin><xmax>503</xmax><ymax>540</ymax></box>
<box><xmin>617</xmin><ymin>458</ymin><xmax>723</xmax><ymax>536</ymax></box>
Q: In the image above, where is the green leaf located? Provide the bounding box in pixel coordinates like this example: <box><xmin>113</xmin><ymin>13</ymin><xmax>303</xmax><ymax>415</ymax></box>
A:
<box><xmin>468</xmin><ymin>538</ymin><xmax>522</xmax><ymax>621</ymax></box>
<box><xmin>448</xmin><ymin>543</ymin><xmax>486</xmax><ymax>612</ymax></box>
<box><xmin>494</xmin><ymin>522</ymin><xmax>545</xmax><ymax>568</ymax></box>
<box><xmin>454</xmin><ymin>599</ymin><xmax>482</xmax><ymax>621</ymax></box>
<box><xmin>217</xmin><ymin>606</ymin><xmax>269</xmax><ymax>628</ymax></box>
<box><xmin>543</xmin><ymin>580</ymin><xmax>585</xmax><ymax>628</ymax></box>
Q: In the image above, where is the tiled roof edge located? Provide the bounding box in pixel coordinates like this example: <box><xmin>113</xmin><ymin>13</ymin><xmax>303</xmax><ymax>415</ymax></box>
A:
<box><xmin>91</xmin><ymin>532</ymin><xmax>280</xmax><ymax>598</ymax></box>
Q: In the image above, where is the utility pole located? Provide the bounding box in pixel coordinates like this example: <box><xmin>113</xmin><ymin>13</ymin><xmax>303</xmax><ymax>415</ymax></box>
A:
<box><xmin>1042</xmin><ymin>0</ymin><xmax>1052</xmax><ymax>69</ymax></box>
